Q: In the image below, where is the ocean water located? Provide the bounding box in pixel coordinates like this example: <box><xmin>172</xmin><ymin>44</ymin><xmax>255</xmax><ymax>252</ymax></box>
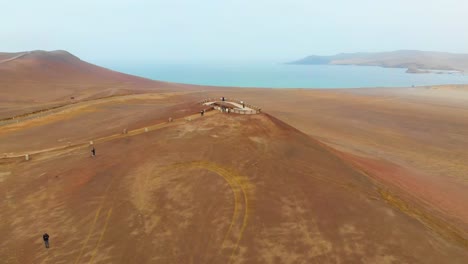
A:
<box><xmin>109</xmin><ymin>63</ymin><xmax>468</xmax><ymax>88</ymax></box>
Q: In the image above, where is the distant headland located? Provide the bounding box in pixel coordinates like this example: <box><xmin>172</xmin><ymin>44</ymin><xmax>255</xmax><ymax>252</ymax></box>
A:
<box><xmin>290</xmin><ymin>50</ymin><xmax>468</xmax><ymax>74</ymax></box>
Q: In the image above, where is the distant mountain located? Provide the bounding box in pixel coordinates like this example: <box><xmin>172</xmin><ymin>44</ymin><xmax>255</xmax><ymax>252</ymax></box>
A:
<box><xmin>0</xmin><ymin>50</ymin><xmax>156</xmax><ymax>84</ymax></box>
<box><xmin>0</xmin><ymin>50</ymin><xmax>191</xmax><ymax>117</ymax></box>
<box><xmin>290</xmin><ymin>50</ymin><xmax>468</xmax><ymax>73</ymax></box>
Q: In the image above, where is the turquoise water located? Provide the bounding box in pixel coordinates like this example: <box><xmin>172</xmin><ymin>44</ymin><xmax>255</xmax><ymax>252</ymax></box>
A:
<box><xmin>108</xmin><ymin>63</ymin><xmax>468</xmax><ymax>88</ymax></box>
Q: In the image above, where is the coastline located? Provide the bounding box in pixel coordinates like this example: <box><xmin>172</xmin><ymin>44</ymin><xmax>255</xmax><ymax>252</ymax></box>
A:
<box><xmin>104</xmin><ymin>63</ymin><xmax>468</xmax><ymax>89</ymax></box>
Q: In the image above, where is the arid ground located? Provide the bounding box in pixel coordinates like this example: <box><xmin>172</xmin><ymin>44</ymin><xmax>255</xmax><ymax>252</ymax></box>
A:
<box><xmin>1</xmin><ymin>51</ymin><xmax>467</xmax><ymax>263</ymax></box>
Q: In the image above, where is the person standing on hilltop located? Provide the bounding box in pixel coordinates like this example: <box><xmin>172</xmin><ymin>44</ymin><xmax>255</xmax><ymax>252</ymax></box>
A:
<box><xmin>43</xmin><ymin>233</ymin><xmax>50</xmax><ymax>248</ymax></box>
<box><xmin>91</xmin><ymin>146</ymin><xmax>96</xmax><ymax>157</ymax></box>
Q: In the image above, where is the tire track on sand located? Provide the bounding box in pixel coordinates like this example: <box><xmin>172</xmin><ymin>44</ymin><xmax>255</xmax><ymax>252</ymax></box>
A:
<box><xmin>73</xmin><ymin>177</ymin><xmax>114</xmax><ymax>264</ymax></box>
<box><xmin>167</xmin><ymin>161</ymin><xmax>253</xmax><ymax>263</ymax></box>
<box><xmin>88</xmin><ymin>208</ymin><xmax>113</xmax><ymax>264</ymax></box>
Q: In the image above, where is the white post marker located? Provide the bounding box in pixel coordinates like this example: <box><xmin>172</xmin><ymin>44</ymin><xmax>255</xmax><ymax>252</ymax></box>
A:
<box><xmin>25</xmin><ymin>154</ymin><xmax>29</xmax><ymax>161</ymax></box>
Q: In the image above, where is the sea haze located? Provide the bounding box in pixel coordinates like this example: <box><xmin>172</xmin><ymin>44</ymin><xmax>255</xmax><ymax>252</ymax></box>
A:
<box><xmin>107</xmin><ymin>63</ymin><xmax>468</xmax><ymax>88</ymax></box>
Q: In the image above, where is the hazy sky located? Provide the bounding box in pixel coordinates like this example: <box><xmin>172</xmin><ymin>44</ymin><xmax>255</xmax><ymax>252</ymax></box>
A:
<box><xmin>1</xmin><ymin>0</ymin><xmax>467</xmax><ymax>64</ymax></box>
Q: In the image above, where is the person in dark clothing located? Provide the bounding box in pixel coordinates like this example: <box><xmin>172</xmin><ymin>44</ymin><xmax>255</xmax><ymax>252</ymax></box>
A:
<box><xmin>222</xmin><ymin>97</ymin><xmax>225</xmax><ymax>102</ymax></box>
<box><xmin>91</xmin><ymin>147</ymin><xmax>96</xmax><ymax>157</ymax></box>
<box><xmin>242</xmin><ymin>102</ymin><xmax>245</xmax><ymax>108</ymax></box>
<box><xmin>43</xmin><ymin>233</ymin><xmax>49</xmax><ymax>248</ymax></box>
<box><xmin>200</xmin><ymin>110</ymin><xmax>204</xmax><ymax>116</ymax></box>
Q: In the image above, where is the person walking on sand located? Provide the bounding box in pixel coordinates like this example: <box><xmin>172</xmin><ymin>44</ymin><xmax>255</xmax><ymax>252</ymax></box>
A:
<box><xmin>91</xmin><ymin>146</ymin><xmax>96</xmax><ymax>157</ymax></box>
<box><xmin>43</xmin><ymin>233</ymin><xmax>50</xmax><ymax>248</ymax></box>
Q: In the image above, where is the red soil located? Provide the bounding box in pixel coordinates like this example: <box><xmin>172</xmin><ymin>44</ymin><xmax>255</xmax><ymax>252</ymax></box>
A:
<box><xmin>0</xmin><ymin>50</ymin><xmax>202</xmax><ymax>118</ymax></box>
<box><xmin>1</xmin><ymin>51</ymin><xmax>467</xmax><ymax>263</ymax></box>
<box><xmin>2</xmin><ymin>113</ymin><xmax>466</xmax><ymax>263</ymax></box>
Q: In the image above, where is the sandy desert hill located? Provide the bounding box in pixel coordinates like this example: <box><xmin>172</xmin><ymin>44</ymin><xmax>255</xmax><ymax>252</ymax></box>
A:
<box><xmin>1</xmin><ymin>51</ymin><xmax>467</xmax><ymax>263</ymax></box>
<box><xmin>216</xmin><ymin>86</ymin><xmax>468</xmax><ymax>233</ymax></box>
<box><xmin>0</xmin><ymin>50</ymin><xmax>194</xmax><ymax>119</ymax></box>
<box><xmin>2</xmin><ymin>111</ymin><xmax>467</xmax><ymax>263</ymax></box>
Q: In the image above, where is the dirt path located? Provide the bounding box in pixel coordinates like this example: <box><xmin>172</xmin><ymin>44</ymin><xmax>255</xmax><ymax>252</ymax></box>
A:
<box><xmin>0</xmin><ymin>52</ymin><xmax>28</xmax><ymax>64</ymax></box>
<box><xmin>1</xmin><ymin>110</ymin><xmax>218</xmax><ymax>161</ymax></box>
<box><xmin>0</xmin><ymin>91</ymin><xmax>194</xmax><ymax>126</ymax></box>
